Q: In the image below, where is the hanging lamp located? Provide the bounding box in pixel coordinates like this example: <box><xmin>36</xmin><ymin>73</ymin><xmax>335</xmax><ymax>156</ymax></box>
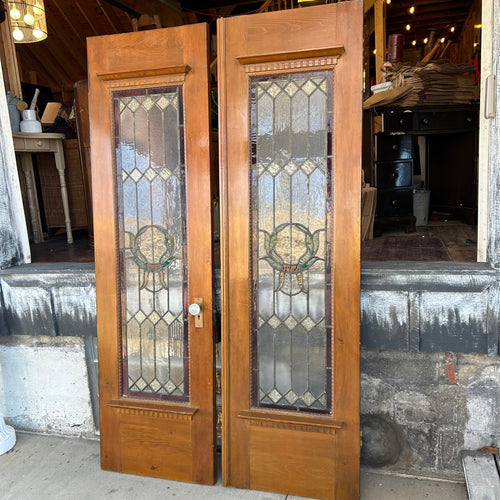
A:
<box><xmin>8</xmin><ymin>0</ymin><xmax>47</xmax><ymax>43</ymax></box>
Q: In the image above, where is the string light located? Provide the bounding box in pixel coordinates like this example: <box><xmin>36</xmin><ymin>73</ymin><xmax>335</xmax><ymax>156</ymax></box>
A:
<box><xmin>411</xmin><ymin>40</ymin><xmax>416</xmax><ymax>46</ymax></box>
<box><xmin>409</xmin><ymin>5</ymin><xmax>415</xmax><ymax>14</ymax></box>
<box><xmin>406</xmin><ymin>24</ymin><xmax>411</xmax><ymax>31</ymax></box>
<box><xmin>423</xmin><ymin>37</ymin><xmax>428</xmax><ymax>44</ymax></box>
<box><xmin>450</xmin><ymin>26</ymin><xmax>455</xmax><ymax>33</ymax></box>
<box><xmin>440</xmin><ymin>37</ymin><xmax>445</xmax><ymax>43</ymax></box>
<box><xmin>9</xmin><ymin>7</ymin><xmax>20</xmax><ymax>19</ymax></box>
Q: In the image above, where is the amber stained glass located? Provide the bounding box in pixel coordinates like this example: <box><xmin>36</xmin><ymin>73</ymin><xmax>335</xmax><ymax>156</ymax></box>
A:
<box><xmin>250</xmin><ymin>71</ymin><xmax>333</xmax><ymax>412</ymax></box>
<box><xmin>114</xmin><ymin>87</ymin><xmax>188</xmax><ymax>401</ymax></box>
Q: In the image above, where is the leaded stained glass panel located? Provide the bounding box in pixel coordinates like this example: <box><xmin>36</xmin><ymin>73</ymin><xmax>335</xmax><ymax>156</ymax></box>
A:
<box><xmin>114</xmin><ymin>87</ymin><xmax>188</xmax><ymax>401</ymax></box>
<box><xmin>250</xmin><ymin>71</ymin><xmax>333</xmax><ymax>413</ymax></box>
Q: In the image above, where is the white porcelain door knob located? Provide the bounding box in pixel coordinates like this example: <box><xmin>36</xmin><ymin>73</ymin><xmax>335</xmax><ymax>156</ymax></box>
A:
<box><xmin>188</xmin><ymin>303</ymin><xmax>201</xmax><ymax>316</ymax></box>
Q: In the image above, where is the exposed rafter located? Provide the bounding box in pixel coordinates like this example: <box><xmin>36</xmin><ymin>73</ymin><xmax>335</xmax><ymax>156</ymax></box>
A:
<box><xmin>0</xmin><ymin>0</ymin><xmax>476</xmax><ymax>100</ymax></box>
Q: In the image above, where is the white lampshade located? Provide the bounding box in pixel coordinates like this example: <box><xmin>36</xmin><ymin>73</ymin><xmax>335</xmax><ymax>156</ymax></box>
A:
<box><xmin>8</xmin><ymin>0</ymin><xmax>47</xmax><ymax>43</ymax></box>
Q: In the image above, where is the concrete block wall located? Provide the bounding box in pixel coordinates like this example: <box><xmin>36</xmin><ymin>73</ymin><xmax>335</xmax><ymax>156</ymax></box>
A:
<box><xmin>360</xmin><ymin>350</ymin><xmax>500</xmax><ymax>480</ymax></box>
<box><xmin>0</xmin><ymin>265</ymin><xmax>97</xmax><ymax>437</ymax></box>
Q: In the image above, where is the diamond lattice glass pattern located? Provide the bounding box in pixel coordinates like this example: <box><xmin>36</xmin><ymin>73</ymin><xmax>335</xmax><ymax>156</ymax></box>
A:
<box><xmin>251</xmin><ymin>71</ymin><xmax>333</xmax><ymax>412</ymax></box>
<box><xmin>114</xmin><ymin>87</ymin><xmax>188</xmax><ymax>401</ymax></box>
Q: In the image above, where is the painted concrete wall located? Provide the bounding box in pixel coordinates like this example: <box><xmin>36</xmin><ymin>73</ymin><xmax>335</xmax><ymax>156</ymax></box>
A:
<box><xmin>361</xmin><ymin>262</ymin><xmax>500</xmax><ymax>356</ymax></box>
<box><xmin>0</xmin><ymin>264</ymin><xmax>96</xmax><ymax>337</ymax></box>
<box><xmin>0</xmin><ymin>335</ymin><xmax>95</xmax><ymax>437</ymax></box>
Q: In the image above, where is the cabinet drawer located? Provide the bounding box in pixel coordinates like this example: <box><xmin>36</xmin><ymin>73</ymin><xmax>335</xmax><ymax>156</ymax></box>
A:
<box><xmin>24</xmin><ymin>138</ymin><xmax>51</xmax><ymax>150</ymax></box>
<box><xmin>377</xmin><ymin>160</ymin><xmax>412</xmax><ymax>189</ymax></box>
<box><xmin>376</xmin><ymin>134</ymin><xmax>413</xmax><ymax>161</ymax></box>
<box><xmin>13</xmin><ymin>137</ymin><xmax>51</xmax><ymax>151</ymax></box>
<box><xmin>383</xmin><ymin>112</ymin><xmax>414</xmax><ymax>132</ymax></box>
<box><xmin>382</xmin><ymin>107</ymin><xmax>478</xmax><ymax>133</ymax></box>
<box><xmin>377</xmin><ymin>189</ymin><xmax>413</xmax><ymax>217</ymax></box>
<box><xmin>417</xmin><ymin>110</ymin><xmax>478</xmax><ymax>132</ymax></box>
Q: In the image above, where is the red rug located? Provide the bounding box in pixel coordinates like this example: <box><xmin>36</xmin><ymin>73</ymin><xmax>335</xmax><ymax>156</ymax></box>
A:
<box><xmin>361</xmin><ymin>235</ymin><xmax>451</xmax><ymax>261</ymax></box>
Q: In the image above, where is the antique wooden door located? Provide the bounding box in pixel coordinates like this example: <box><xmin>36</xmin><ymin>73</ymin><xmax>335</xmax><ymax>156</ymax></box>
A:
<box><xmin>88</xmin><ymin>24</ymin><xmax>215</xmax><ymax>484</ymax></box>
<box><xmin>218</xmin><ymin>3</ymin><xmax>362</xmax><ymax>499</ymax></box>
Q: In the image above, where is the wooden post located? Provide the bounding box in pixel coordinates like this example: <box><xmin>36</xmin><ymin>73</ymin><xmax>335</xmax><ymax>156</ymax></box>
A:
<box><xmin>374</xmin><ymin>0</ymin><xmax>386</xmax><ymax>84</ymax></box>
<box><xmin>0</xmin><ymin>14</ymin><xmax>23</xmax><ymax>98</ymax></box>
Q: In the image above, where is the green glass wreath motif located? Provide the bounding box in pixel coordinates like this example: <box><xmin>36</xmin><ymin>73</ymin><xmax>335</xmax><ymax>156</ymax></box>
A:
<box><xmin>260</xmin><ymin>222</ymin><xmax>324</xmax><ymax>294</ymax></box>
<box><xmin>127</xmin><ymin>225</ymin><xmax>177</xmax><ymax>290</ymax></box>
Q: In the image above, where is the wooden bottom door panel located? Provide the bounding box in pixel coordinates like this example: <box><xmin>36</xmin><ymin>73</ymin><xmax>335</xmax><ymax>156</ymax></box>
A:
<box><xmin>218</xmin><ymin>3</ymin><xmax>363</xmax><ymax>499</ymax></box>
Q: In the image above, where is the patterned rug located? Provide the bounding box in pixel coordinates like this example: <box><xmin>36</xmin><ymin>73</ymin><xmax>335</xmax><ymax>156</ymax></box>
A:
<box><xmin>361</xmin><ymin>235</ymin><xmax>451</xmax><ymax>261</ymax></box>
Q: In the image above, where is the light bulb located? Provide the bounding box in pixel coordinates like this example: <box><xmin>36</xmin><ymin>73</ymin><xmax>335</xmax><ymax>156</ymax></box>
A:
<box><xmin>24</xmin><ymin>13</ymin><xmax>35</xmax><ymax>25</ymax></box>
<box><xmin>406</xmin><ymin>24</ymin><xmax>411</xmax><ymax>31</ymax></box>
<box><xmin>412</xmin><ymin>40</ymin><xmax>416</xmax><ymax>46</ymax></box>
<box><xmin>450</xmin><ymin>26</ymin><xmax>455</xmax><ymax>32</ymax></box>
<box><xmin>12</xmin><ymin>28</ymin><xmax>24</xmax><ymax>41</ymax></box>
<box><xmin>424</xmin><ymin>38</ymin><xmax>428</xmax><ymax>44</ymax></box>
<box><xmin>10</xmin><ymin>8</ymin><xmax>21</xmax><ymax>20</ymax></box>
<box><xmin>33</xmin><ymin>6</ymin><xmax>44</xmax><ymax>16</ymax></box>
<box><xmin>409</xmin><ymin>6</ymin><xmax>415</xmax><ymax>14</ymax></box>
<box><xmin>33</xmin><ymin>29</ymin><xmax>44</xmax><ymax>39</ymax></box>
<box><xmin>440</xmin><ymin>37</ymin><xmax>445</xmax><ymax>43</ymax></box>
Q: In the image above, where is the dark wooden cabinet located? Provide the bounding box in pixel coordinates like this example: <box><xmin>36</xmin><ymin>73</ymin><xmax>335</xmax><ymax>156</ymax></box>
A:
<box><xmin>374</xmin><ymin>105</ymin><xmax>479</xmax><ymax>226</ymax></box>
<box><xmin>375</xmin><ymin>134</ymin><xmax>415</xmax><ymax>219</ymax></box>
<box><xmin>382</xmin><ymin>107</ymin><xmax>478</xmax><ymax>134</ymax></box>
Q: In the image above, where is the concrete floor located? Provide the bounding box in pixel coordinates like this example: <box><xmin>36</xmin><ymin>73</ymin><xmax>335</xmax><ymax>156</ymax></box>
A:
<box><xmin>0</xmin><ymin>433</ymin><xmax>469</xmax><ymax>500</ymax></box>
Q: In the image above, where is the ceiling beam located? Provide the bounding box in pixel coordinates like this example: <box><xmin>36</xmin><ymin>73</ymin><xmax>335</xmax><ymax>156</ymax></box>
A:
<box><xmin>75</xmin><ymin>0</ymin><xmax>100</xmax><ymax>36</ymax></box>
<box><xmin>388</xmin><ymin>1</ymin><xmax>472</xmax><ymax>19</ymax></box>
<box><xmin>182</xmin><ymin>0</ymin><xmax>263</xmax><ymax>10</ymax></box>
<box><xmin>45</xmin><ymin>18</ymin><xmax>87</xmax><ymax>75</ymax></box>
<box><xmin>49</xmin><ymin>0</ymin><xmax>88</xmax><ymax>47</ymax></box>
<box><xmin>364</xmin><ymin>0</ymin><xmax>375</xmax><ymax>15</ymax></box>
<box><xmin>19</xmin><ymin>44</ymin><xmax>74</xmax><ymax>91</ymax></box>
<box><xmin>101</xmin><ymin>0</ymin><xmax>141</xmax><ymax>17</ymax></box>
<box><xmin>96</xmin><ymin>0</ymin><xmax>122</xmax><ymax>33</ymax></box>
<box><xmin>112</xmin><ymin>0</ymin><xmax>183</xmax><ymax>26</ymax></box>
<box><xmin>16</xmin><ymin>47</ymin><xmax>61</xmax><ymax>90</ymax></box>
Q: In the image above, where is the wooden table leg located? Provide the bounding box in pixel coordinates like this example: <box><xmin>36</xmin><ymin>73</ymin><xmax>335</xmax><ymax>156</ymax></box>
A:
<box><xmin>18</xmin><ymin>153</ymin><xmax>44</xmax><ymax>244</ymax></box>
<box><xmin>54</xmin><ymin>142</ymin><xmax>74</xmax><ymax>244</ymax></box>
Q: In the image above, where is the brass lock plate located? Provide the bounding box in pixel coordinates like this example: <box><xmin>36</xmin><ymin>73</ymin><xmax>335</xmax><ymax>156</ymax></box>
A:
<box><xmin>193</xmin><ymin>297</ymin><xmax>204</xmax><ymax>328</ymax></box>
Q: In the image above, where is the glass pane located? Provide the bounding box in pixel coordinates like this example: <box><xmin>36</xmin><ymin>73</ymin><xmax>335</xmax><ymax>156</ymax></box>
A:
<box><xmin>250</xmin><ymin>71</ymin><xmax>333</xmax><ymax>413</ymax></box>
<box><xmin>114</xmin><ymin>87</ymin><xmax>188</xmax><ymax>401</ymax></box>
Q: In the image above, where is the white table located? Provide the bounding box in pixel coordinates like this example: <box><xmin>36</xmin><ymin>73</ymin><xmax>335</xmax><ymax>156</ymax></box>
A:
<box><xmin>13</xmin><ymin>132</ymin><xmax>73</xmax><ymax>244</ymax></box>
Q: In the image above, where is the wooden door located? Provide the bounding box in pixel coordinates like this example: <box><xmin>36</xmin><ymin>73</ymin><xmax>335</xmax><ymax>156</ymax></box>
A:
<box><xmin>88</xmin><ymin>24</ymin><xmax>215</xmax><ymax>484</ymax></box>
<box><xmin>218</xmin><ymin>3</ymin><xmax>362</xmax><ymax>499</ymax></box>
